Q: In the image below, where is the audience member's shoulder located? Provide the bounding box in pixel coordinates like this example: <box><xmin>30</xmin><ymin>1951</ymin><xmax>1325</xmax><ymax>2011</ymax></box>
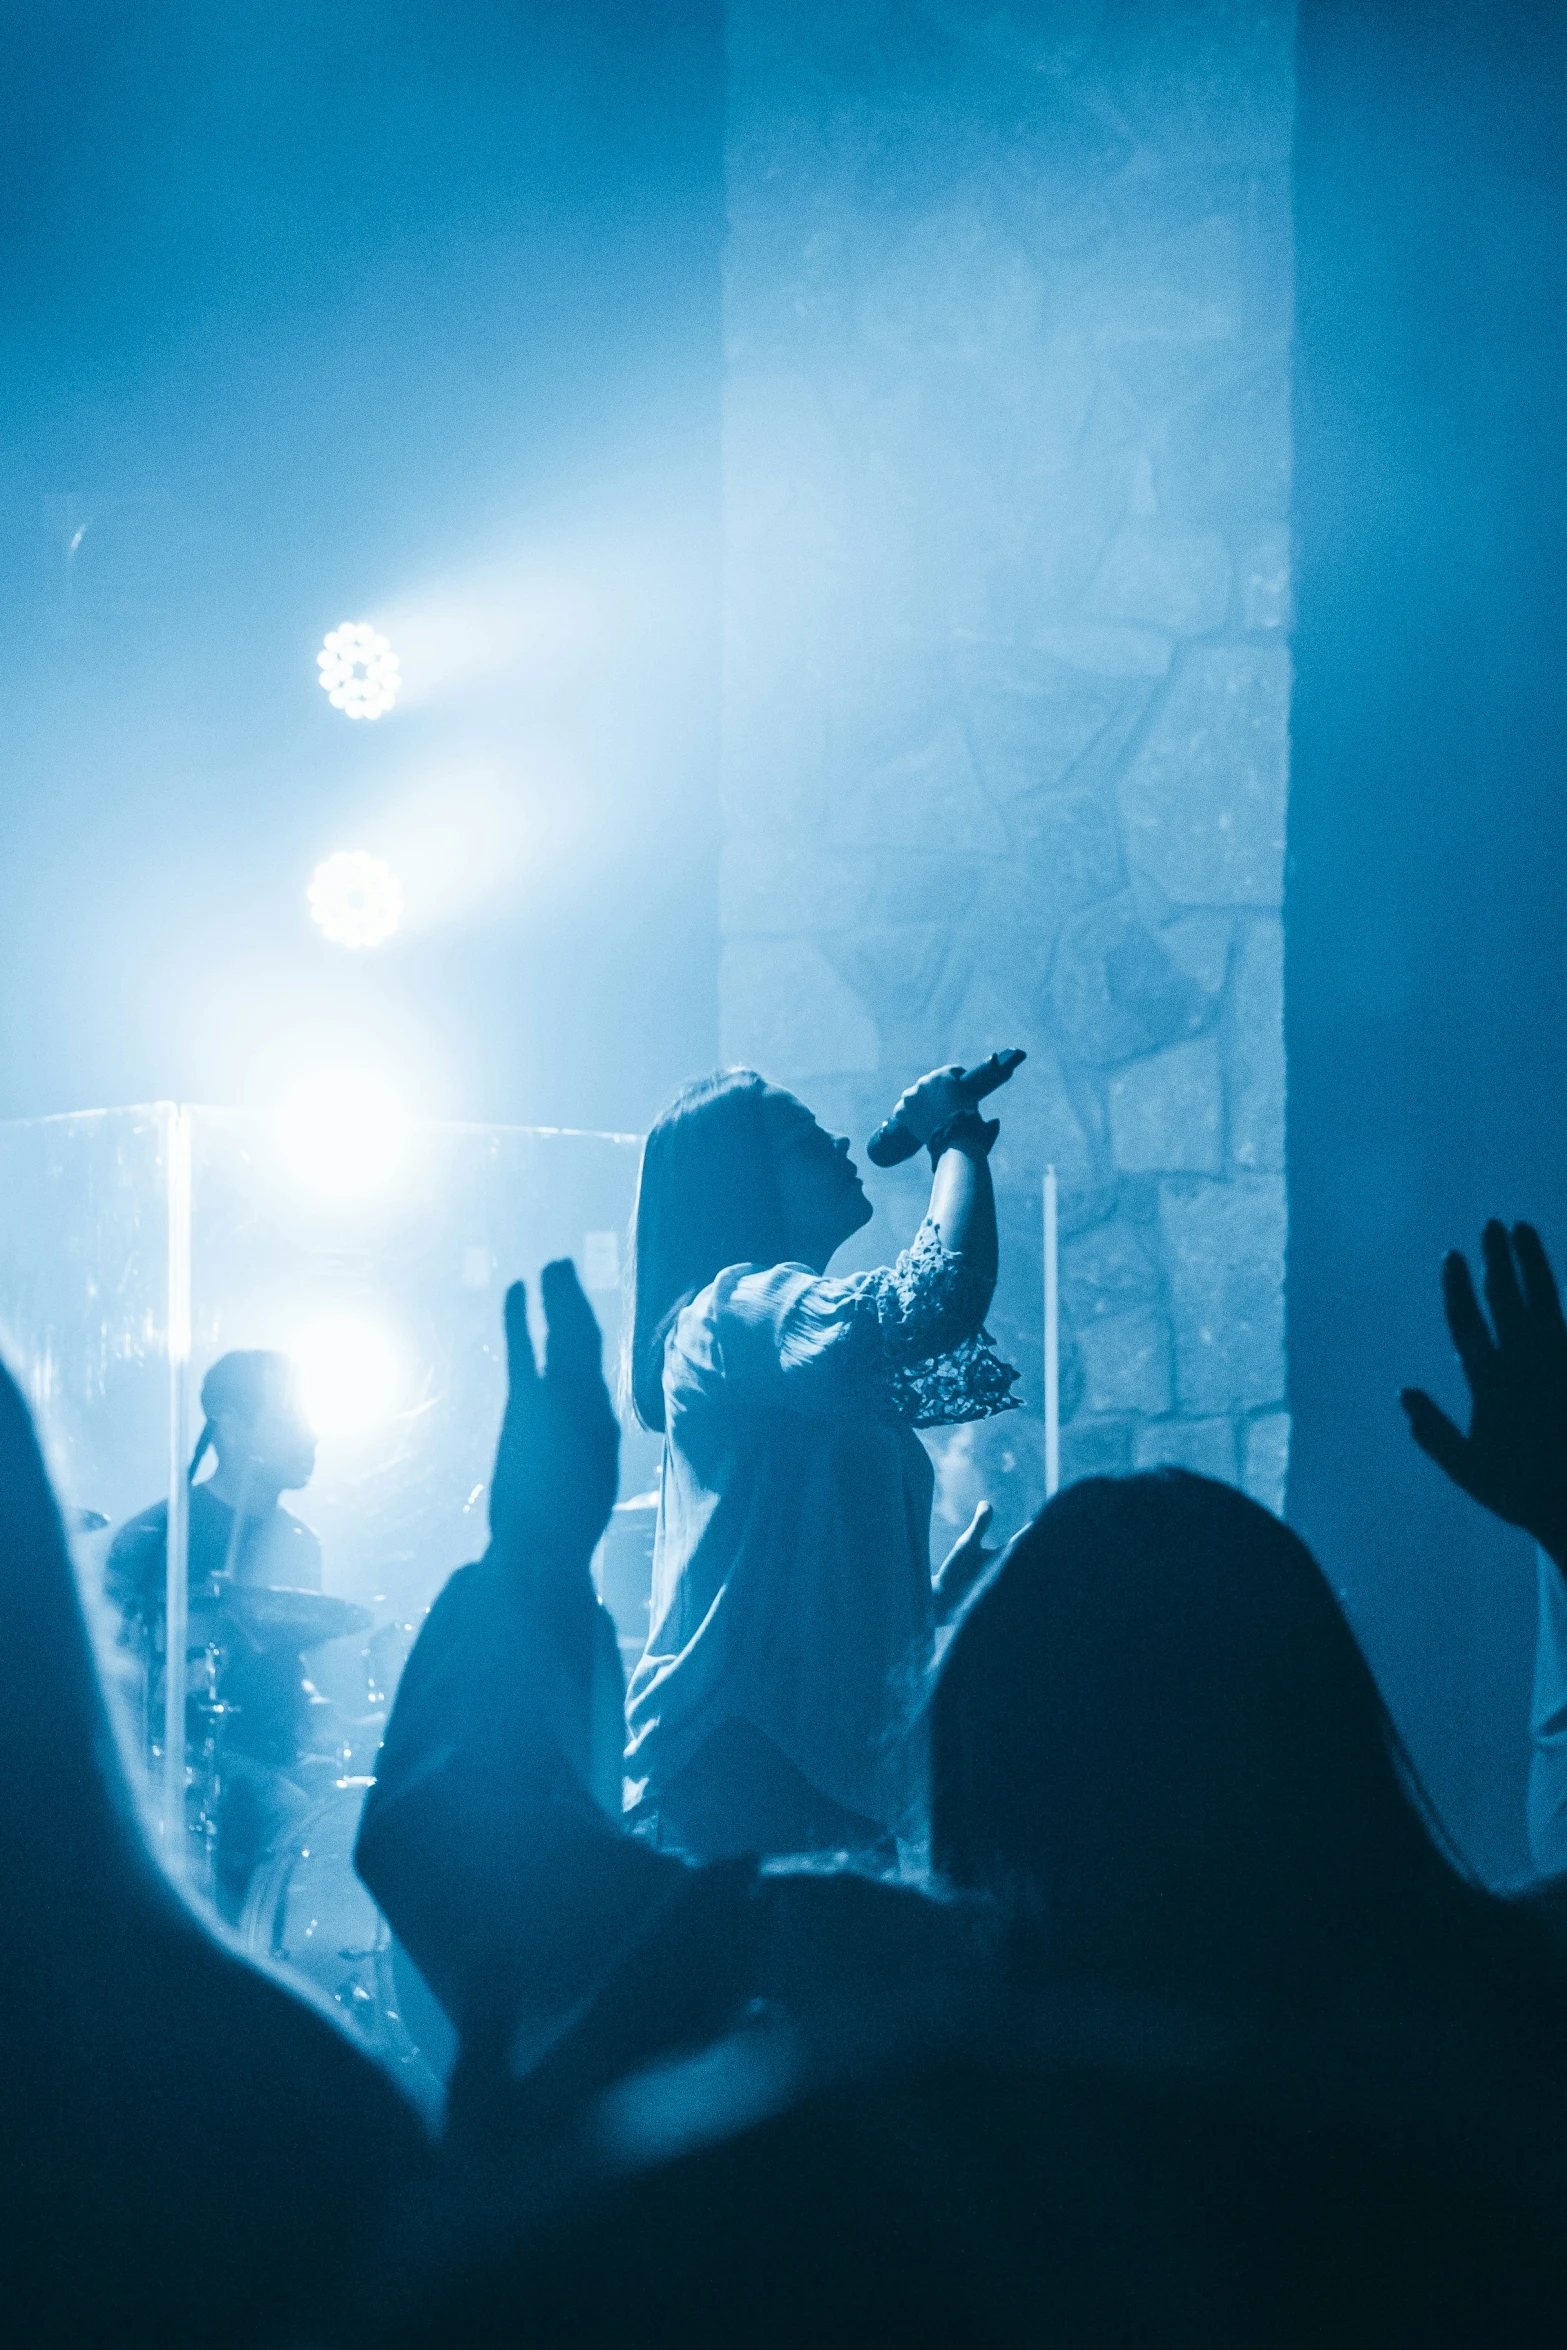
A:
<box><xmin>751</xmin><ymin>1860</ymin><xmax>998</xmax><ymax>2022</ymax></box>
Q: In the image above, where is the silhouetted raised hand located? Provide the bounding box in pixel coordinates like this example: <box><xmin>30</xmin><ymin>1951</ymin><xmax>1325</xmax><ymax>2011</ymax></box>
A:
<box><xmin>487</xmin><ymin>1260</ymin><xmax>620</xmax><ymax>1576</ymax></box>
<box><xmin>933</xmin><ymin>1500</ymin><xmax>1000</xmax><ymax>1625</ymax></box>
<box><xmin>1401</xmin><ymin>1221</ymin><xmax>1567</xmax><ymax>1566</ymax></box>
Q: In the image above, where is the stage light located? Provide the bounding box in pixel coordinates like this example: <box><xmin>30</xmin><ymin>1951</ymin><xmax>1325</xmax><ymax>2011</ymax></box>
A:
<box><xmin>317</xmin><ymin>621</ymin><xmax>401</xmax><ymax>720</ymax></box>
<box><xmin>290</xmin><ymin>1313</ymin><xmax>404</xmax><ymax>1441</ymax></box>
<box><xmin>308</xmin><ymin>850</ymin><xmax>403</xmax><ymax>949</ymax></box>
<box><xmin>276</xmin><ymin>1068</ymin><xmax>410</xmax><ymax>1198</ymax></box>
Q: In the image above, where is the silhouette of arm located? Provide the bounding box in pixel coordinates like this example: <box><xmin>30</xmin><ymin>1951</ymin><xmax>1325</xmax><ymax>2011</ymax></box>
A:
<box><xmin>1400</xmin><ymin>1221</ymin><xmax>1567</xmax><ymax>1564</ymax></box>
<box><xmin>1401</xmin><ymin>1221</ymin><xmax>1567</xmax><ymax>1875</ymax></box>
<box><xmin>355</xmin><ymin>1558</ymin><xmax>669</xmax><ymax>2048</ymax></box>
<box><xmin>356</xmin><ymin>1264</ymin><xmax>673</xmax><ymax>2051</ymax></box>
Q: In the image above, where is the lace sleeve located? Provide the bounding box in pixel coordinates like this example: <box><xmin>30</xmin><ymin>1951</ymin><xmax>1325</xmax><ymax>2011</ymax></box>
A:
<box><xmin>870</xmin><ymin>1221</ymin><xmax>1021</xmax><ymax>1430</ymax></box>
<box><xmin>885</xmin><ymin>1334</ymin><xmax>1020</xmax><ymax>1430</ymax></box>
<box><xmin>687</xmin><ymin>1234</ymin><xmax>1018</xmax><ymax>1427</ymax></box>
<box><xmin>869</xmin><ymin>1220</ymin><xmax>991</xmax><ymax>1365</ymax></box>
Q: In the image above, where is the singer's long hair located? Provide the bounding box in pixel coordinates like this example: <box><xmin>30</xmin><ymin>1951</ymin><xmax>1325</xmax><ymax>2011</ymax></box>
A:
<box><xmin>625</xmin><ymin>1068</ymin><xmax>789</xmax><ymax>1432</ymax></box>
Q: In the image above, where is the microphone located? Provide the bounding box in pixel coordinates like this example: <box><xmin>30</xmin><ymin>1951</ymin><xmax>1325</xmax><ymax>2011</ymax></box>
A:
<box><xmin>865</xmin><ymin>1048</ymin><xmax>1026</xmax><ymax>1168</ymax></box>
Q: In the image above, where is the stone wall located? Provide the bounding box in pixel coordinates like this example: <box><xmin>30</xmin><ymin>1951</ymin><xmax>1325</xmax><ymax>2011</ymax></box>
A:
<box><xmin>721</xmin><ymin>0</ymin><xmax>1294</xmax><ymax>1543</ymax></box>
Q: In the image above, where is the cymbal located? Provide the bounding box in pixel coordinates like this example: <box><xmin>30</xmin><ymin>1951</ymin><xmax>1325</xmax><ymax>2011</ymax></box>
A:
<box><xmin>191</xmin><ymin>1579</ymin><xmax>373</xmax><ymax>1652</ymax></box>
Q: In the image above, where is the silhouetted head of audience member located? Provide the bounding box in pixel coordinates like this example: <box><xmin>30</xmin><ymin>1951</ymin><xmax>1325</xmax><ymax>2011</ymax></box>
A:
<box><xmin>930</xmin><ymin>1470</ymin><xmax>1502</xmax><ymax>2012</ymax></box>
<box><xmin>0</xmin><ymin>1342</ymin><xmax>155</xmax><ymax>1917</ymax></box>
<box><xmin>0</xmin><ymin>1349</ymin><xmax>429</xmax><ymax>2345</ymax></box>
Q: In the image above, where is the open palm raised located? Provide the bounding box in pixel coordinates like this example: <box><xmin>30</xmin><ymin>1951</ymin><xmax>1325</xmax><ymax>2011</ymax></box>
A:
<box><xmin>1401</xmin><ymin>1220</ymin><xmax>1567</xmax><ymax>1568</ymax></box>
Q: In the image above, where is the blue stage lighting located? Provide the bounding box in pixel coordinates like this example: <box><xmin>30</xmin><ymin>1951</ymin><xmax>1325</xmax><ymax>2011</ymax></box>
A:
<box><xmin>290</xmin><ymin>1311</ymin><xmax>405</xmax><ymax>1440</ymax></box>
<box><xmin>317</xmin><ymin>621</ymin><xmax>401</xmax><ymax>720</ymax></box>
<box><xmin>307</xmin><ymin>850</ymin><xmax>404</xmax><ymax>949</ymax></box>
<box><xmin>275</xmin><ymin>1065</ymin><xmax>410</xmax><ymax>1197</ymax></box>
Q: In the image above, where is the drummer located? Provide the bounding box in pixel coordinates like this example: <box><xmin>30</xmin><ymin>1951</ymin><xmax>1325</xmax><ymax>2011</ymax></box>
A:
<box><xmin>106</xmin><ymin>1350</ymin><xmax>324</xmax><ymax>1917</ymax></box>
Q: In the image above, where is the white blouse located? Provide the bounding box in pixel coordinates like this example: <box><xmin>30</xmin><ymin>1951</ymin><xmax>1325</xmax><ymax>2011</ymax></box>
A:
<box><xmin>624</xmin><ymin>1221</ymin><xmax>1017</xmax><ymax>1837</ymax></box>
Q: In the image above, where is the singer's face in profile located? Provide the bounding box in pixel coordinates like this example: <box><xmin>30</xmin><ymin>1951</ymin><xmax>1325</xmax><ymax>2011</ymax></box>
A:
<box><xmin>764</xmin><ymin>1088</ymin><xmax>873</xmax><ymax>1270</ymax></box>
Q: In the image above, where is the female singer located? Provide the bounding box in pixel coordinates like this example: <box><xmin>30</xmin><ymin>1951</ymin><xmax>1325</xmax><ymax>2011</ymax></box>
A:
<box><xmin>623</xmin><ymin>1058</ymin><xmax>1020</xmax><ymax>1861</ymax></box>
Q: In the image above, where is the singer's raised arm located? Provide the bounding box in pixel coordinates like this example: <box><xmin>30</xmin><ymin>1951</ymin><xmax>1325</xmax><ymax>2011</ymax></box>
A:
<box><xmin>701</xmin><ymin>1063</ymin><xmax>1021</xmax><ymax>1425</ymax></box>
<box><xmin>928</xmin><ymin>1109</ymin><xmax>999</xmax><ymax>1298</ymax></box>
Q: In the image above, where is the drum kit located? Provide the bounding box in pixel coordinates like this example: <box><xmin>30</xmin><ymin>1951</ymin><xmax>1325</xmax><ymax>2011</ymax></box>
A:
<box><xmin>122</xmin><ymin>1494</ymin><xmax>662</xmax><ymax>2091</ymax></box>
<box><xmin>159</xmin><ymin>1576</ymin><xmax>439</xmax><ymax>2083</ymax></box>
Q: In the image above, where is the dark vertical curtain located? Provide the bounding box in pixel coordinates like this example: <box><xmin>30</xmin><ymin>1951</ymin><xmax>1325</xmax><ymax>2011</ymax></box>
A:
<box><xmin>1290</xmin><ymin>0</ymin><xmax>1567</xmax><ymax>1877</ymax></box>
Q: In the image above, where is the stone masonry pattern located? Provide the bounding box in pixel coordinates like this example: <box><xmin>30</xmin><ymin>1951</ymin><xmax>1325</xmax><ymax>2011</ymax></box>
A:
<box><xmin>720</xmin><ymin>0</ymin><xmax>1294</xmax><ymax>1537</ymax></box>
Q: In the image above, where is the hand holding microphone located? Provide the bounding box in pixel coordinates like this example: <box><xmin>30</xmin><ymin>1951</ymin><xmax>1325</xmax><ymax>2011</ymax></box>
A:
<box><xmin>866</xmin><ymin>1049</ymin><xmax>1026</xmax><ymax>1168</ymax></box>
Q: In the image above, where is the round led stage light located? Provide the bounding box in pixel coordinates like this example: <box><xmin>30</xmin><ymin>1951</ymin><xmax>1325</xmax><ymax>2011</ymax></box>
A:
<box><xmin>317</xmin><ymin>621</ymin><xmax>401</xmax><ymax>720</ymax></box>
<box><xmin>308</xmin><ymin>850</ymin><xmax>403</xmax><ymax>950</ymax></box>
